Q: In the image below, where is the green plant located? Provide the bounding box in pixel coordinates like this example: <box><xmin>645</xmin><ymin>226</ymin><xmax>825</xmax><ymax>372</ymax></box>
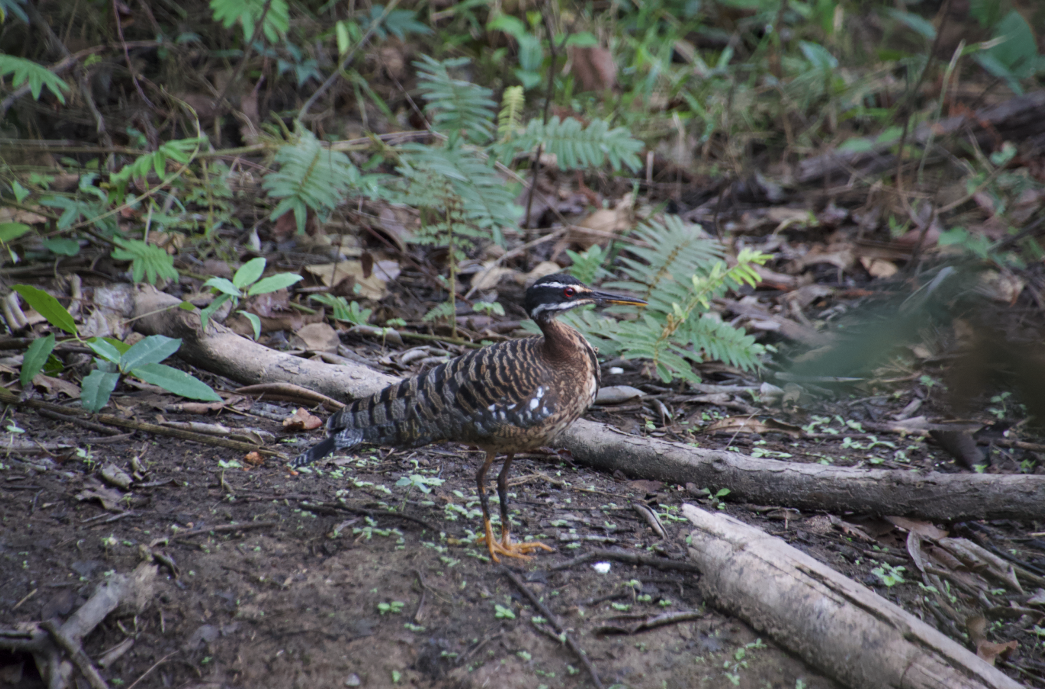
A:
<box><xmin>0</xmin><ymin>54</ymin><xmax>69</xmax><ymax>103</ymax></box>
<box><xmin>871</xmin><ymin>562</ymin><xmax>906</xmax><ymax>587</ymax></box>
<box><xmin>308</xmin><ymin>293</ymin><xmax>372</xmax><ymax>325</ymax></box>
<box><xmin>559</xmin><ymin>217</ymin><xmax>767</xmax><ymax>386</ymax></box>
<box><xmin>209</xmin><ymin>0</ymin><xmax>289</xmax><ymax>43</ymax></box>
<box><xmin>377</xmin><ymin>600</ymin><xmax>405</xmax><ymax>615</ymax></box>
<box><xmin>13</xmin><ymin>285</ymin><xmax>220</xmax><ymax>412</ymax></box>
<box><xmin>199</xmin><ymin>257</ymin><xmax>303</xmax><ymax>336</ymax></box>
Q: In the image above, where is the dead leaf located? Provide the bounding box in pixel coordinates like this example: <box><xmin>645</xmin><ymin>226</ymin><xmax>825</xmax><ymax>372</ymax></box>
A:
<box><xmin>305</xmin><ymin>260</ymin><xmax>401</xmax><ymax>299</ymax></box>
<box><xmin>705</xmin><ymin>416</ymin><xmax>802</xmax><ymax>438</ymax></box>
<box><xmin>521</xmin><ymin>262</ymin><xmax>562</xmax><ymax>285</ymax></box>
<box><xmin>292</xmin><ymin>322</ymin><xmax>340</xmax><ymax>353</ymax></box>
<box><xmin>568</xmin><ymin>45</ymin><xmax>617</xmax><ymax>93</ymax></box>
<box><xmin>628</xmin><ymin>480</ymin><xmax>663</xmax><ymax>494</ymax></box>
<box><xmin>967</xmin><ymin>615</ymin><xmax>988</xmax><ymax>644</ymax></box>
<box><xmin>75</xmin><ymin>479</ymin><xmax>126</xmax><ymax>511</ymax></box>
<box><xmin>471</xmin><ymin>263</ymin><xmax>518</xmax><ymax>292</ymax></box>
<box><xmin>244</xmin><ymin>451</ymin><xmax>265</xmax><ymax>467</ymax></box>
<box><xmin>100</xmin><ymin>463</ymin><xmax>133</xmax><ymax>490</ymax></box>
<box><xmin>32</xmin><ymin>374</ymin><xmax>81</xmax><ymax>399</ymax></box>
<box><xmin>283</xmin><ymin>408</ymin><xmax>323</xmax><ymax>431</ymax></box>
<box><xmin>885</xmin><ymin>516</ymin><xmax>948</xmax><ymax>540</ymax></box>
<box><xmin>976</xmin><ymin>639</ymin><xmax>1018</xmax><ymax>665</ymax></box>
<box><xmin>859</xmin><ymin>256</ymin><xmax>898</xmax><ymax>278</ymax></box>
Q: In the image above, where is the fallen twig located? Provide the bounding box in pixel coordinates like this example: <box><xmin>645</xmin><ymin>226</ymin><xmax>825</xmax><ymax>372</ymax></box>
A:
<box><xmin>149</xmin><ymin>520</ymin><xmax>280</xmax><ymax>547</ymax></box>
<box><xmin>41</xmin><ymin>619</ymin><xmax>110</xmax><ymax>689</ymax></box>
<box><xmin>503</xmin><ymin>568</ymin><xmax>604</xmax><ymax>689</ymax></box>
<box><xmin>550</xmin><ymin>549</ymin><xmax>702</xmax><ymax>574</ymax></box>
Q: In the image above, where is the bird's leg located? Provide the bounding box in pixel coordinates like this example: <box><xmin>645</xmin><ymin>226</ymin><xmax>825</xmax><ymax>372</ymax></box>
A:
<box><xmin>495</xmin><ymin>453</ymin><xmax>554</xmax><ymax>558</ymax></box>
<box><xmin>475</xmin><ymin>451</ymin><xmax>500</xmax><ymax>563</ymax></box>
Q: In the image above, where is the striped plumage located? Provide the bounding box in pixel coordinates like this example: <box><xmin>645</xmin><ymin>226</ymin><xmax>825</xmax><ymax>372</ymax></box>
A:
<box><xmin>293</xmin><ymin>273</ymin><xmax>645</xmax><ymax>562</ymax></box>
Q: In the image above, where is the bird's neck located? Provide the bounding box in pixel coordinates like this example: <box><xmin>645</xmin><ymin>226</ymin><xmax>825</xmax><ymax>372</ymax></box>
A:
<box><xmin>537</xmin><ymin>316</ymin><xmax>590</xmax><ymax>363</ymax></box>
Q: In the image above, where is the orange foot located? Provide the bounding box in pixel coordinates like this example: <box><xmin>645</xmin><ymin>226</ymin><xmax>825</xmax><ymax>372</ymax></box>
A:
<box><xmin>479</xmin><ymin>519</ymin><xmax>555</xmax><ymax>563</ymax></box>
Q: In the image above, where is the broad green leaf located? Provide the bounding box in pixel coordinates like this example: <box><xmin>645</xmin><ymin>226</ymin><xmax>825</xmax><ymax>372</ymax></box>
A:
<box><xmin>203</xmin><ymin>277</ymin><xmax>241</xmax><ymax>297</ymax></box>
<box><xmin>12</xmin><ymin>284</ymin><xmax>77</xmax><ymax>335</ymax></box>
<box><xmin>487</xmin><ymin>14</ymin><xmax>527</xmax><ymax>40</ymax></box>
<box><xmin>0</xmin><ymin>223</ymin><xmax>31</xmax><ymax>243</ymax></box>
<box><xmin>81</xmin><ymin>369</ymin><xmax>120</xmax><ymax>412</ymax></box>
<box><xmin>121</xmin><ymin>335</ymin><xmax>182</xmax><ymax>370</ymax></box>
<box><xmin>199</xmin><ymin>294</ymin><xmax>230</xmax><ymax>330</ymax></box>
<box><xmin>837</xmin><ymin>138</ymin><xmax>875</xmax><ymax>153</ymax></box>
<box><xmin>565</xmin><ymin>32</ymin><xmax>598</xmax><ymax>48</ymax></box>
<box><xmin>131</xmin><ymin>363</ymin><xmax>222</xmax><ymax>401</ymax></box>
<box><xmin>887</xmin><ymin>8</ymin><xmax>936</xmax><ymax>41</ymax></box>
<box><xmin>20</xmin><ymin>333</ymin><xmax>55</xmax><ymax>387</ymax></box>
<box><xmin>247</xmin><ymin>272</ymin><xmax>302</xmax><ymax>295</ymax></box>
<box><xmin>988</xmin><ymin>11</ymin><xmax>1038</xmax><ymax>77</ymax></box>
<box><xmin>233</xmin><ymin>257</ymin><xmax>266</xmax><ymax>289</ymax></box>
<box><xmin>238</xmin><ymin>310</ymin><xmax>262</xmax><ymax>340</ymax></box>
<box><xmin>42</xmin><ymin>237</ymin><xmax>80</xmax><ymax>256</ymax></box>
<box><xmin>178</xmin><ymin>300</ymin><xmax>196</xmax><ymax>311</ymax></box>
<box><xmin>86</xmin><ymin>338</ymin><xmax>123</xmax><ymax>365</ymax></box>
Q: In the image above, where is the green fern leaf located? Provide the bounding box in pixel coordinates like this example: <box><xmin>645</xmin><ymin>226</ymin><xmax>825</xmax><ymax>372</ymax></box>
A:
<box><xmin>415</xmin><ymin>55</ymin><xmax>497</xmax><ymax>142</ymax></box>
<box><xmin>111</xmin><ymin>238</ymin><xmax>179</xmax><ymax>285</ymax></box>
<box><xmin>263</xmin><ymin>129</ymin><xmax>382</xmax><ymax>233</ymax></box>
<box><xmin>506</xmin><ymin>116</ymin><xmax>644</xmax><ymax>172</ymax></box>
<box><xmin>209</xmin><ymin>0</ymin><xmax>289</xmax><ymax>43</ymax></box>
<box><xmin>0</xmin><ymin>54</ymin><xmax>69</xmax><ymax>103</ymax></box>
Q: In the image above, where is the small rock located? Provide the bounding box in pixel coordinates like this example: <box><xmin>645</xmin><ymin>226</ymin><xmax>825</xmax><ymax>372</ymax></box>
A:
<box><xmin>345</xmin><ymin>673</ymin><xmax>361</xmax><ymax>686</ymax></box>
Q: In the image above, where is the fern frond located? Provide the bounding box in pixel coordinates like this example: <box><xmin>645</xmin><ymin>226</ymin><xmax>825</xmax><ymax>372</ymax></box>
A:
<box><xmin>415</xmin><ymin>55</ymin><xmax>497</xmax><ymax>143</ymax></box>
<box><xmin>111</xmin><ymin>238</ymin><xmax>179</xmax><ymax>285</ymax></box>
<box><xmin>497</xmin><ymin>86</ymin><xmax>526</xmax><ymax>139</ymax></box>
<box><xmin>566</xmin><ymin>245</ymin><xmax>607</xmax><ymax>284</ymax></box>
<box><xmin>505</xmin><ymin>116</ymin><xmax>644</xmax><ymax>172</ymax></box>
<box><xmin>0</xmin><ymin>54</ymin><xmax>69</xmax><ymax>103</ymax></box>
<box><xmin>565</xmin><ymin>216</ymin><xmax>769</xmax><ymax>385</ymax></box>
<box><xmin>685</xmin><ymin>314</ymin><xmax>764</xmax><ymax>371</ymax></box>
<box><xmin>209</xmin><ymin>0</ymin><xmax>289</xmax><ymax>43</ymax></box>
<box><xmin>607</xmin><ymin>216</ymin><xmax>724</xmax><ymax>309</ymax></box>
<box><xmin>263</xmin><ymin>129</ymin><xmax>385</xmax><ymax>233</ymax></box>
<box><xmin>396</xmin><ymin>141</ymin><xmax>521</xmax><ymax>244</ymax></box>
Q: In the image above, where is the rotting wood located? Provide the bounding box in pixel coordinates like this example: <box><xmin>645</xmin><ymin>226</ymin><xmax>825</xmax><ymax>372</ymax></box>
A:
<box><xmin>124</xmin><ymin>285</ymin><xmax>1045</xmax><ymax>520</ymax></box>
<box><xmin>796</xmin><ymin>90</ymin><xmax>1045</xmax><ymax>186</ymax></box>
<box><xmin>0</xmin><ymin>563</ymin><xmax>157</xmax><ymax>689</ymax></box>
<box><xmin>682</xmin><ymin>503</ymin><xmax>1022</xmax><ymax>689</ymax></box>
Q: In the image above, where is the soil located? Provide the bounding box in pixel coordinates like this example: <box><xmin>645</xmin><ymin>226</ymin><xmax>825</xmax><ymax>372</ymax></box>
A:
<box><xmin>2</xmin><ymin>344</ymin><xmax>1043</xmax><ymax>688</ymax></box>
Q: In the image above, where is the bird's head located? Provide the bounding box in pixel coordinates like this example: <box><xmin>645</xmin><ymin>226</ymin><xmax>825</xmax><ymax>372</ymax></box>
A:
<box><xmin>524</xmin><ymin>273</ymin><xmax>646</xmax><ymax>322</ymax></box>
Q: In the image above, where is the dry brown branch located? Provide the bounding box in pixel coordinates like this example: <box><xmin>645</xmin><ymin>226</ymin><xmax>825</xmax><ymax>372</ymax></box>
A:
<box><xmin>682</xmin><ymin>504</ymin><xmax>1021</xmax><ymax>689</ymax></box>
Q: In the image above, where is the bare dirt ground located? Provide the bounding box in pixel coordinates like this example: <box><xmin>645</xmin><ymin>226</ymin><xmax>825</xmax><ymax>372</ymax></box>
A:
<box><xmin>3</xmin><ymin>332</ymin><xmax>1043</xmax><ymax>688</ymax></box>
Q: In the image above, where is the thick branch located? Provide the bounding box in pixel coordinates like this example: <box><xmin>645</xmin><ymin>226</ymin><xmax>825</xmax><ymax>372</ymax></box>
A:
<box><xmin>683</xmin><ymin>504</ymin><xmax>1021</xmax><ymax>689</ymax></box>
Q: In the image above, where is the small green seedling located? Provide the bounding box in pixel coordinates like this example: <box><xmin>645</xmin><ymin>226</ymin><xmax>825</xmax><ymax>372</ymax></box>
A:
<box><xmin>199</xmin><ymin>257</ymin><xmax>303</xmax><ymax>337</ymax></box>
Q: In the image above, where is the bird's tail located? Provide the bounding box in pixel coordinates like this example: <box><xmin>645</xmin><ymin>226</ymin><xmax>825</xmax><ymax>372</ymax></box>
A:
<box><xmin>291</xmin><ymin>377</ymin><xmax>433</xmax><ymax>468</ymax></box>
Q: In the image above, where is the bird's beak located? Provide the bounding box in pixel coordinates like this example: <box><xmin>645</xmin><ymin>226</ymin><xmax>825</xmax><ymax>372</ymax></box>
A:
<box><xmin>590</xmin><ymin>290</ymin><xmax>647</xmax><ymax>307</ymax></box>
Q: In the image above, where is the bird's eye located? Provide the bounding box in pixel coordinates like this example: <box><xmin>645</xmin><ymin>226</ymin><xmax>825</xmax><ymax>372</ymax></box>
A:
<box><xmin>563</xmin><ymin>287</ymin><xmax>576</xmax><ymax>298</ymax></box>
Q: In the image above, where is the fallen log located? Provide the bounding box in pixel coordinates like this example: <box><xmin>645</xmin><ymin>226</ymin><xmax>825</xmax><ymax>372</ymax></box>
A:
<box><xmin>124</xmin><ymin>285</ymin><xmax>1045</xmax><ymax>520</ymax></box>
<box><xmin>796</xmin><ymin>90</ymin><xmax>1045</xmax><ymax>186</ymax></box>
<box><xmin>682</xmin><ymin>504</ymin><xmax>1021</xmax><ymax>689</ymax></box>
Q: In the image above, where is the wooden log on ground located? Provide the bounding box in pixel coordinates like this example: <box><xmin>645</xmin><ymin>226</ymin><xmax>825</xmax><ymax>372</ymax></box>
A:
<box><xmin>796</xmin><ymin>90</ymin><xmax>1045</xmax><ymax>186</ymax></box>
<box><xmin>125</xmin><ymin>285</ymin><xmax>1045</xmax><ymax>520</ymax></box>
<box><xmin>682</xmin><ymin>504</ymin><xmax>1022</xmax><ymax>689</ymax></box>
<box><xmin>562</xmin><ymin>419</ymin><xmax>1045</xmax><ymax>520</ymax></box>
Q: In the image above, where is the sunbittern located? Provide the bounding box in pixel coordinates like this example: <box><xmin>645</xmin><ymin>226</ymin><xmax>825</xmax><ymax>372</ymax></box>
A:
<box><xmin>293</xmin><ymin>274</ymin><xmax>646</xmax><ymax>562</ymax></box>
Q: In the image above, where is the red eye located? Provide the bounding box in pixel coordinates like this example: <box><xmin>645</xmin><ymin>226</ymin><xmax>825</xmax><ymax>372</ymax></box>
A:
<box><xmin>563</xmin><ymin>287</ymin><xmax>576</xmax><ymax>297</ymax></box>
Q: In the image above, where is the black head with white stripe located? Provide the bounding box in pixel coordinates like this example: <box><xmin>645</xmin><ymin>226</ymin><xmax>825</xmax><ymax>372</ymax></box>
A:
<box><xmin>524</xmin><ymin>273</ymin><xmax>646</xmax><ymax>323</ymax></box>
